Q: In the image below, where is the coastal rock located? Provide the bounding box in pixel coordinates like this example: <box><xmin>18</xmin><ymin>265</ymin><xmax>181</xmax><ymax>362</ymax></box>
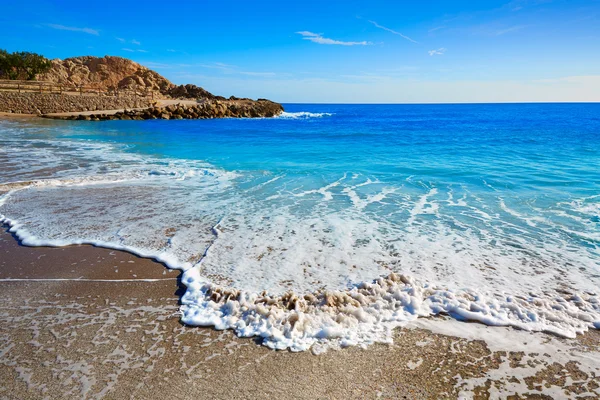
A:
<box><xmin>167</xmin><ymin>84</ymin><xmax>216</xmax><ymax>100</ymax></box>
<box><xmin>3</xmin><ymin>55</ymin><xmax>283</xmax><ymax>116</ymax></box>
<box><xmin>38</xmin><ymin>56</ymin><xmax>174</xmax><ymax>95</ymax></box>
<box><xmin>37</xmin><ymin>56</ymin><xmax>221</xmax><ymax>101</ymax></box>
<box><xmin>43</xmin><ymin>99</ymin><xmax>284</xmax><ymax>121</ymax></box>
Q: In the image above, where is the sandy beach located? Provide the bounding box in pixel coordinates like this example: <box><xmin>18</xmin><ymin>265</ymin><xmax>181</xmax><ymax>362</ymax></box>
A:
<box><xmin>1</xmin><ymin>226</ymin><xmax>598</xmax><ymax>399</ymax></box>
<box><xmin>2</xmin><ymin>1</ymin><xmax>600</xmax><ymax>397</ymax></box>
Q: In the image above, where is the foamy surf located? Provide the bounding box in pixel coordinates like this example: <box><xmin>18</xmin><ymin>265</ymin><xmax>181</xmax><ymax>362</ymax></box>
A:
<box><xmin>2</xmin><ymin>194</ymin><xmax>600</xmax><ymax>352</ymax></box>
<box><xmin>1</xmin><ymin>105</ymin><xmax>599</xmax><ymax>352</ymax></box>
<box><xmin>277</xmin><ymin>111</ymin><xmax>333</xmax><ymax>119</ymax></box>
<box><xmin>179</xmin><ymin>272</ymin><xmax>600</xmax><ymax>352</ymax></box>
<box><xmin>2</xmin><ymin>173</ymin><xmax>599</xmax><ymax>352</ymax></box>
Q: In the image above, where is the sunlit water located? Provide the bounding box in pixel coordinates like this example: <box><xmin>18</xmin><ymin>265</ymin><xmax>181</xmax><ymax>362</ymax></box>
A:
<box><xmin>1</xmin><ymin>103</ymin><xmax>599</xmax><ymax>350</ymax></box>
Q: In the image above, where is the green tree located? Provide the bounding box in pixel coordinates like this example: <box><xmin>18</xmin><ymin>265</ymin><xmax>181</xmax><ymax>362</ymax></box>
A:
<box><xmin>0</xmin><ymin>49</ymin><xmax>12</xmax><ymax>79</ymax></box>
<box><xmin>0</xmin><ymin>50</ymin><xmax>52</xmax><ymax>80</ymax></box>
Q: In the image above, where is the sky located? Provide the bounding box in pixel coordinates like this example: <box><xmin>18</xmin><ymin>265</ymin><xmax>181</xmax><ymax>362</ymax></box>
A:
<box><xmin>1</xmin><ymin>0</ymin><xmax>599</xmax><ymax>103</ymax></box>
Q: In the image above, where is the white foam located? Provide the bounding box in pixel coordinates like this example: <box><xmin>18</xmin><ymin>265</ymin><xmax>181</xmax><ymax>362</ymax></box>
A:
<box><xmin>1</xmin><ymin>119</ymin><xmax>599</xmax><ymax>352</ymax></box>
<box><xmin>179</xmin><ymin>271</ymin><xmax>600</xmax><ymax>352</ymax></box>
<box><xmin>277</xmin><ymin>111</ymin><xmax>334</xmax><ymax>119</ymax></box>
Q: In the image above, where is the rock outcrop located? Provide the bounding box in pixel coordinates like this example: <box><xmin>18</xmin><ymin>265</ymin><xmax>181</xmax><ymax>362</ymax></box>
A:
<box><xmin>44</xmin><ymin>99</ymin><xmax>284</xmax><ymax>121</ymax></box>
<box><xmin>9</xmin><ymin>55</ymin><xmax>285</xmax><ymax>118</ymax></box>
<box><xmin>166</xmin><ymin>84</ymin><xmax>219</xmax><ymax>100</ymax></box>
<box><xmin>39</xmin><ymin>56</ymin><xmax>174</xmax><ymax>94</ymax></box>
<box><xmin>0</xmin><ymin>92</ymin><xmax>152</xmax><ymax>115</ymax></box>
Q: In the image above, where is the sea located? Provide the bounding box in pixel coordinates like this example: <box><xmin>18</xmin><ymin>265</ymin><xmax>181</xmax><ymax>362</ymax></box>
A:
<box><xmin>1</xmin><ymin>103</ymin><xmax>599</xmax><ymax>351</ymax></box>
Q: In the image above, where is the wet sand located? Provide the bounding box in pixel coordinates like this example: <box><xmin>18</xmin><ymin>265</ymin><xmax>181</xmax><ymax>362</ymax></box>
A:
<box><xmin>0</xmin><ymin>227</ymin><xmax>599</xmax><ymax>399</ymax></box>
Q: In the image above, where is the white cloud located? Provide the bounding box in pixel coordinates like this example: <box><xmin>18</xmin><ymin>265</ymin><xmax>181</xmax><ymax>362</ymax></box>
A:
<box><xmin>199</xmin><ymin>62</ymin><xmax>236</xmax><ymax>70</ymax></box>
<box><xmin>214</xmin><ymin>62</ymin><xmax>237</xmax><ymax>68</ymax></box>
<box><xmin>144</xmin><ymin>62</ymin><xmax>171</xmax><ymax>69</ymax></box>
<box><xmin>296</xmin><ymin>31</ymin><xmax>371</xmax><ymax>46</ymax></box>
<box><xmin>428</xmin><ymin>48</ymin><xmax>446</xmax><ymax>56</ymax></box>
<box><xmin>167</xmin><ymin>49</ymin><xmax>177</xmax><ymax>52</ymax></box>
<box><xmin>198</xmin><ymin>62</ymin><xmax>275</xmax><ymax>77</ymax></box>
<box><xmin>496</xmin><ymin>25</ymin><xmax>526</xmax><ymax>35</ymax></box>
<box><xmin>240</xmin><ymin>71</ymin><xmax>276</xmax><ymax>77</ymax></box>
<box><xmin>296</xmin><ymin>31</ymin><xmax>321</xmax><ymax>37</ymax></box>
<box><xmin>46</xmin><ymin>24</ymin><xmax>99</xmax><ymax>36</ymax></box>
<box><xmin>428</xmin><ymin>26</ymin><xmax>446</xmax><ymax>33</ymax></box>
<box><xmin>122</xmin><ymin>48</ymin><xmax>148</xmax><ymax>53</ymax></box>
<box><xmin>118</xmin><ymin>37</ymin><xmax>142</xmax><ymax>45</ymax></box>
<box><xmin>368</xmin><ymin>20</ymin><xmax>418</xmax><ymax>43</ymax></box>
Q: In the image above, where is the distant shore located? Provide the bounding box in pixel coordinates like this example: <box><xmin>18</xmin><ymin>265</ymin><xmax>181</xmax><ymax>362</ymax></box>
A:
<box><xmin>0</xmin><ymin>225</ymin><xmax>598</xmax><ymax>399</ymax></box>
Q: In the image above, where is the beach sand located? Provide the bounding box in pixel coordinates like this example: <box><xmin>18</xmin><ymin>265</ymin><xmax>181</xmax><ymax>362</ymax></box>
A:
<box><xmin>0</xmin><ymin>227</ymin><xmax>599</xmax><ymax>399</ymax></box>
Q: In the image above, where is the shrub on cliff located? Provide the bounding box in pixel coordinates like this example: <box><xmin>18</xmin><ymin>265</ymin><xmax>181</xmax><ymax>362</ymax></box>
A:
<box><xmin>0</xmin><ymin>49</ymin><xmax>11</xmax><ymax>78</ymax></box>
<box><xmin>0</xmin><ymin>50</ymin><xmax>52</xmax><ymax>80</ymax></box>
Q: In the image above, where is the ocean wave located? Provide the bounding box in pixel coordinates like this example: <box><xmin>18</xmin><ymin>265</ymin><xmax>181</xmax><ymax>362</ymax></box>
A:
<box><xmin>277</xmin><ymin>111</ymin><xmax>334</xmax><ymax>119</ymax></box>
<box><xmin>2</xmin><ymin>201</ymin><xmax>599</xmax><ymax>352</ymax></box>
<box><xmin>2</xmin><ymin>181</ymin><xmax>599</xmax><ymax>352</ymax></box>
<box><xmin>180</xmin><ymin>271</ymin><xmax>600</xmax><ymax>352</ymax></box>
<box><xmin>1</xmin><ymin>116</ymin><xmax>600</xmax><ymax>353</ymax></box>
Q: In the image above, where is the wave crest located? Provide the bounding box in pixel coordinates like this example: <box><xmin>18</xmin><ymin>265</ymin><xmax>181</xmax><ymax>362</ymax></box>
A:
<box><xmin>180</xmin><ymin>270</ymin><xmax>600</xmax><ymax>352</ymax></box>
<box><xmin>277</xmin><ymin>111</ymin><xmax>333</xmax><ymax>119</ymax></box>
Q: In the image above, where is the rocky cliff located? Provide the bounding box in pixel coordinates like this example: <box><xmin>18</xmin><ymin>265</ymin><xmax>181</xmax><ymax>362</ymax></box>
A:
<box><xmin>39</xmin><ymin>56</ymin><xmax>174</xmax><ymax>94</ymax></box>
<box><xmin>38</xmin><ymin>56</ymin><xmax>225</xmax><ymax>101</ymax></box>
<box><xmin>13</xmin><ymin>55</ymin><xmax>285</xmax><ymax>118</ymax></box>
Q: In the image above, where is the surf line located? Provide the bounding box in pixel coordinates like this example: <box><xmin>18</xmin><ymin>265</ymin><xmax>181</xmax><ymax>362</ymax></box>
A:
<box><xmin>0</xmin><ymin>278</ymin><xmax>177</xmax><ymax>282</ymax></box>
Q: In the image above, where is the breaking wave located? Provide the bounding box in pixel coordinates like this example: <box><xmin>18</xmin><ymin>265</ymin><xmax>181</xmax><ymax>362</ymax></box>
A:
<box><xmin>1</xmin><ymin>110</ymin><xmax>599</xmax><ymax>352</ymax></box>
<box><xmin>277</xmin><ymin>111</ymin><xmax>334</xmax><ymax>119</ymax></box>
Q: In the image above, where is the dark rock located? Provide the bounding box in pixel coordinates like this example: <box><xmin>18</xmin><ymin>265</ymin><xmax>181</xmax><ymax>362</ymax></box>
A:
<box><xmin>167</xmin><ymin>84</ymin><xmax>215</xmax><ymax>100</ymax></box>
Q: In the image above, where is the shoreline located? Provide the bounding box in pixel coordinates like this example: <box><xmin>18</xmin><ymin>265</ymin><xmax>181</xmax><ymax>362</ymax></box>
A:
<box><xmin>1</xmin><ymin>226</ymin><xmax>599</xmax><ymax>398</ymax></box>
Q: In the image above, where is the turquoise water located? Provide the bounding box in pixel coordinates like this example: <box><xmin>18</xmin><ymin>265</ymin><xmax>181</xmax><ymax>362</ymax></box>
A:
<box><xmin>1</xmin><ymin>103</ymin><xmax>599</xmax><ymax>349</ymax></box>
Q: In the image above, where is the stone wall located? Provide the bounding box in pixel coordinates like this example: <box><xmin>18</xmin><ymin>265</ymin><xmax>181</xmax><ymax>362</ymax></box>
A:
<box><xmin>0</xmin><ymin>92</ymin><xmax>153</xmax><ymax>115</ymax></box>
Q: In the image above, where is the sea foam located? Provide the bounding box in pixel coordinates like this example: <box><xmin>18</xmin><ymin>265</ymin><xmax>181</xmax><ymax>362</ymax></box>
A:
<box><xmin>1</xmin><ymin>112</ymin><xmax>599</xmax><ymax>352</ymax></box>
<box><xmin>277</xmin><ymin>111</ymin><xmax>333</xmax><ymax>119</ymax></box>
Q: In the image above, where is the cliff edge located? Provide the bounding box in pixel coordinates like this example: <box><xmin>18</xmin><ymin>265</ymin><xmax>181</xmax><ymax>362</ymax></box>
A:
<box><xmin>37</xmin><ymin>55</ymin><xmax>258</xmax><ymax>102</ymax></box>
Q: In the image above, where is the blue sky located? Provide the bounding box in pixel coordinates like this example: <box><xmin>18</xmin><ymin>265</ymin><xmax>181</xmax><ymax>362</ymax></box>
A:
<box><xmin>1</xmin><ymin>0</ymin><xmax>599</xmax><ymax>103</ymax></box>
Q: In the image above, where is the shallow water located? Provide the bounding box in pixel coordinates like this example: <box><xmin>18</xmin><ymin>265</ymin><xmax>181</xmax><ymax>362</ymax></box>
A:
<box><xmin>1</xmin><ymin>103</ymin><xmax>599</xmax><ymax>350</ymax></box>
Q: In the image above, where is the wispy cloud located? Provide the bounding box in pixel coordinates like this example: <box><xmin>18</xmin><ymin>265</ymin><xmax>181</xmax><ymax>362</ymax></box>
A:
<box><xmin>166</xmin><ymin>49</ymin><xmax>177</xmax><ymax>52</ymax></box>
<box><xmin>144</xmin><ymin>62</ymin><xmax>172</xmax><ymax>69</ymax></box>
<box><xmin>239</xmin><ymin>71</ymin><xmax>276</xmax><ymax>77</ymax></box>
<box><xmin>367</xmin><ymin>20</ymin><xmax>418</xmax><ymax>43</ymax></box>
<box><xmin>46</xmin><ymin>24</ymin><xmax>99</xmax><ymax>36</ymax></box>
<box><xmin>428</xmin><ymin>26</ymin><xmax>446</xmax><ymax>33</ymax></box>
<box><xmin>428</xmin><ymin>48</ymin><xmax>446</xmax><ymax>56</ymax></box>
<box><xmin>118</xmin><ymin>37</ymin><xmax>142</xmax><ymax>45</ymax></box>
<box><xmin>296</xmin><ymin>31</ymin><xmax>371</xmax><ymax>46</ymax></box>
<box><xmin>122</xmin><ymin>48</ymin><xmax>148</xmax><ymax>53</ymax></box>
<box><xmin>503</xmin><ymin>0</ymin><xmax>551</xmax><ymax>12</ymax></box>
<box><xmin>199</xmin><ymin>62</ymin><xmax>276</xmax><ymax>77</ymax></box>
<box><xmin>496</xmin><ymin>25</ymin><xmax>526</xmax><ymax>35</ymax></box>
<box><xmin>199</xmin><ymin>62</ymin><xmax>237</xmax><ymax>70</ymax></box>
